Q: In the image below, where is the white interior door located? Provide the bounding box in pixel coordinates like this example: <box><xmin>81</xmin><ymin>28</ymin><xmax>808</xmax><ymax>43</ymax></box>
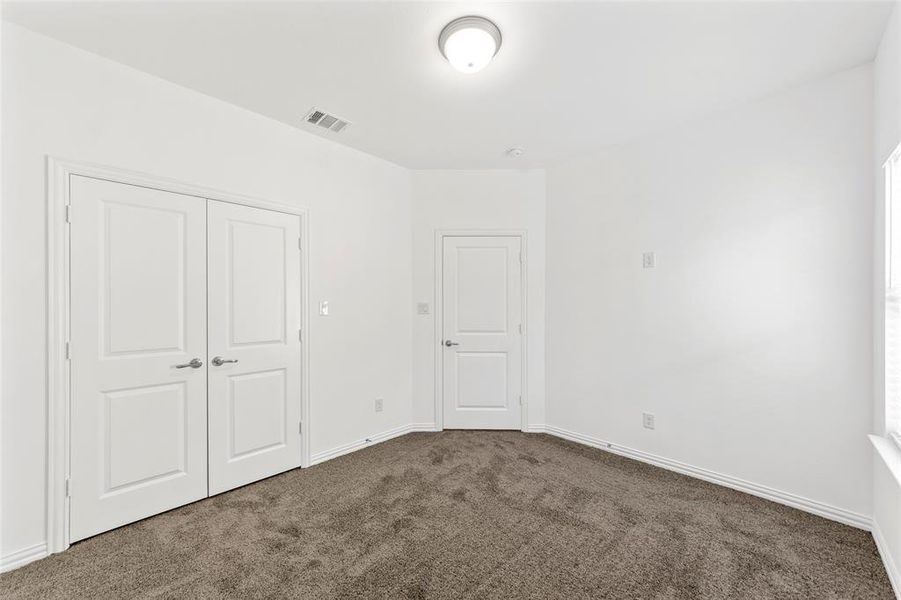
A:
<box><xmin>442</xmin><ymin>235</ymin><xmax>523</xmax><ymax>429</ymax></box>
<box><xmin>69</xmin><ymin>176</ymin><xmax>209</xmax><ymax>542</ymax></box>
<box><xmin>207</xmin><ymin>202</ymin><xmax>302</xmax><ymax>495</ymax></box>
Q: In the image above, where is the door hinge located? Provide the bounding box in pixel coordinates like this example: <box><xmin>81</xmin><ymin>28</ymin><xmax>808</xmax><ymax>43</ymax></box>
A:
<box><xmin>518</xmin><ymin>252</ymin><xmax>523</xmax><ymax>264</ymax></box>
<box><xmin>65</xmin><ymin>205</ymin><xmax>72</xmax><ymax>224</ymax></box>
<box><xmin>65</xmin><ymin>478</ymin><xmax>72</xmax><ymax>498</ymax></box>
<box><xmin>298</xmin><ymin>421</ymin><xmax>303</xmax><ymax>435</ymax></box>
<box><xmin>518</xmin><ymin>324</ymin><xmax>523</xmax><ymax>335</ymax></box>
<box><xmin>298</xmin><ymin>328</ymin><xmax>303</xmax><ymax>343</ymax></box>
<box><xmin>65</xmin><ymin>341</ymin><xmax>71</xmax><ymax>360</ymax></box>
<box><xmin>519</xmin><ymin>395</ymin><xmax>524</xmax><ymax>406</ymax></box>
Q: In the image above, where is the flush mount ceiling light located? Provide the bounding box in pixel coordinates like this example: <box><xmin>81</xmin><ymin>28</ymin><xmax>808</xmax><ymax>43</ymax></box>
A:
<box><xmin>439</xmin><ymin>16</ymin><xmax>502</xmax><ymax>74</ymax></box>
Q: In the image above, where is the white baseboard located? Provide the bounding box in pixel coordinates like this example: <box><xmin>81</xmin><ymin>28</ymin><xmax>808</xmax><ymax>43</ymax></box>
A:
<box><xmin>873</xmin><ymin>520</ymin><xmax>901</xmax><ymax>599</ymax></box>
<box><xmin>409</xmin><ymin>423</ymin><xmax>439</xmax><ymax>432</ymax></box>
<box><xmin>1</xmin><ymin>542</ymin><xmax>47</xmax><ymax>574</ymax></box>
<box><xmin>523</xmin><ymin>424</ymin><xmax>546</xmax><ymax>433</ymax></box>
<box><xmin>542</xmin><ymin>425</ymin><xmax>872</xmax><ymax>531</ymax></box>
<box><xmin>310</xmin><ymin>423</ymin><xmax>420</xmax><ymax>466</ymax></box>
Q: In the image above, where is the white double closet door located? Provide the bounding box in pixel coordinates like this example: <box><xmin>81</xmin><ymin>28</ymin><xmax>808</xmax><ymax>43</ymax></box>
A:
<box><xmin>69</xmin><ymin>176</ymin><xmax>302</xmax><ymax>542</ymax></box>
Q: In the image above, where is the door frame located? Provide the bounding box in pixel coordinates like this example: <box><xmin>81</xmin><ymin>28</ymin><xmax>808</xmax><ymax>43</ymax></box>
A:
<box><xmin>45</xmin><ymin>157</ymin><xmax>311</xmax><ymax>555</ymax></box>
<box><xmin>433</xmin><ymin>230</ymin><xmax>529</xmax><ymax>432</ymax></box>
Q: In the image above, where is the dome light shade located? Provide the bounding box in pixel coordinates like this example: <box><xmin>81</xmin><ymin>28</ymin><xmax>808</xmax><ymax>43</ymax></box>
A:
<box><xmin>439</xmin><ymin>16</ymin><xmax>502</xmax><ymax>74</ymax></box>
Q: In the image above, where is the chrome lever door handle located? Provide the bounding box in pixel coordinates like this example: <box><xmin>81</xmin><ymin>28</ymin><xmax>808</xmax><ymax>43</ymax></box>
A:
<box><xmin>175</xmin><ymin>358</ymin><xmax>203</xmax><ymax>369</ymax></box>
<box><xmin>212</xmin><ymin>356</ymin><xmax>239</xmax><ymax>367</ymax></box>
<box><xmin>444</xmin><ymin>340</ymin><xmax>460</xmax><ymax>347</ymax></box>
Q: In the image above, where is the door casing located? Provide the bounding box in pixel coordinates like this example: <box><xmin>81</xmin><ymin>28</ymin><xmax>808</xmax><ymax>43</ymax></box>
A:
<box><xmin>433</xmin><ymin>230</ymin><xmax>529</xmax><ymax>433</ymax></box>
<box><xmin>46</xmin><ymin>157</ymin><xmax>310</xmax><ymax>555</ymax></box>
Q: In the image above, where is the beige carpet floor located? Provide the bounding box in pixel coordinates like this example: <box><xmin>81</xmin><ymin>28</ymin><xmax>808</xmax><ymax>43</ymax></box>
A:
<box><xmin>1</xmin><ymin>431</ymin><xmax>894</xmax><ymax>599</ymax></box>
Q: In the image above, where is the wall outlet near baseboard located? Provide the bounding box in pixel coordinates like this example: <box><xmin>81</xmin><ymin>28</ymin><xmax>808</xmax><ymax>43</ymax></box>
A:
<box><xmin>642</xmin><ymin>252</ymin><xmax>656</xmax><ymax>268</ymax></box>
<box><xmin>642</xmin><ymin>412</ymin><xmax>655</xmax><ymax>430</ymax></box>
<box><xmin>375</xmin><ymin>398</ymin><xmax>383</xmax><ymax>412</ymax></box>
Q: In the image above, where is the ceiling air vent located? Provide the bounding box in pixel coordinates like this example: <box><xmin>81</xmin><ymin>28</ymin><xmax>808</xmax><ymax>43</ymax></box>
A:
<box><xmin>305</xmin><ymin>108</ymin><xmax>350</xmax><ymax>133</ymax></box>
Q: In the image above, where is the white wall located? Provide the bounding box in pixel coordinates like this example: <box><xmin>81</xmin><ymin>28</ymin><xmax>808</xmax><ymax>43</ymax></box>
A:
<box><xmin>411</xmin><ymin>170</ymin><xmax>546</xmax><ymax>428</ymax></box>
<box><xmin>1</xmin><ymin>23</ymin><xmax>413</xmax><ymax>560</ymax></box>
<box><xmin>546</xmin><ymin>64</ymin><xmax>875</xmax><ymax>519</ymax></box>
<box><xmin>873</xmin><ymin>4</ymin><xmax>901</xmax><ymax>594</ymax></box>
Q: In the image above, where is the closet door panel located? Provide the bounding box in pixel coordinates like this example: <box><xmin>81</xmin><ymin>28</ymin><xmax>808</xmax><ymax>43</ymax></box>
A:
<box><xmin>207</xmin><ymin>202</ymin><xmax>302</xmax><ymax>494</ymax></box>
<box><xmin>69</xmin><ymin>176</ymin><xmax>208</xmax><ymax>542</ymax></box>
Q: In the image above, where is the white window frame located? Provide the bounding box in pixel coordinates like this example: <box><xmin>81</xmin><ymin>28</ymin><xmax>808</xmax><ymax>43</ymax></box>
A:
<box><xmin>884</xmin><ymin>142</ymin><xmax>901</xmax><ymax>449</ymax></box>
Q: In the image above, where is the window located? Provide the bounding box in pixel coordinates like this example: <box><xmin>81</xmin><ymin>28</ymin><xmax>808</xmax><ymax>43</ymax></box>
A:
<box><xmin>885</xmin><ymin>143</ymin><xmax>901</xmax><ymax>447</ymax></box>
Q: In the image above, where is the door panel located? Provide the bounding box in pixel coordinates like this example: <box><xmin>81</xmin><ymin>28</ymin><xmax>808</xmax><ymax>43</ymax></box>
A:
<box><xmin>103</xmin><ymin>202</ymin><xmax>186</xmax><ymax>355</ymax></box>
<box><xmin>456</xmin><ymin>247</ymin><xmax>509</xmax><ymax>333</ymax></box>
<box><xmin>456</xmin><ymin>352</ymin><xmax>508</xmax><ymax>408</ymax></box>
<box><xmin>104</xmin><ymin>382</ymin><xmax>187</xmax><ymax>492</ymax></box>
<box><xmin>228</xmin><ymin>220</ymin><xmax>287</xmax><ymax>346</ymax></box>
<box><xmin>208</xmin><ymin>202</ymin><xmax>302</xmax><ymax>495</ymax></box>
<box><xmin>442</xmin><ymin>236</ymin><xmax>523</xmax><ymax>429</ymax></box>
<box><xmin>70</xmin><ymin>176</ymin><xmax>208</xmax><ymax>542</ymax></box>
<box><xmin>228</xmin><ymin>368</ymin><xmax>287</xmax><ymax>459</ymax></box>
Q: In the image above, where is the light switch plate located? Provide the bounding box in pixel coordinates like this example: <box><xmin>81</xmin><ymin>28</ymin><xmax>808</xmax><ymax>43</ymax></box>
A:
<box><xmin>319</xmin><ymin>300</ymin><xmax>329</xmax><ymax>316</ymax></box>
<box><xmin>642</xmin><ymin>252</ymin><xmax>656</xmax><ymax>269</ymax></box>
<box><xmin>417</xmin><ymin>302</ymin><xmax>430</xmax><ymax>315</ymax></box>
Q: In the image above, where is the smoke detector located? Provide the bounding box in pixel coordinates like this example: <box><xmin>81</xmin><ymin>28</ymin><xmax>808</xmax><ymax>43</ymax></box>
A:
<box><xmin>305</xmin><ymin>108</ymin><xmax>350</xmax><ymax>133</ymax></box>
<box><xmin>506</xmin><ymin>147</ymin><xmax>524</xmax><ymax>159</ymax></box>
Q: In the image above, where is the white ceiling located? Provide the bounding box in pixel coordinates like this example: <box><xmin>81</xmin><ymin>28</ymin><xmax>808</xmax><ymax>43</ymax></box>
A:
<box><xmin>3</xmin><ymin>1</ymin><xmax>895</xmax><ymax>169</ymax></box>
